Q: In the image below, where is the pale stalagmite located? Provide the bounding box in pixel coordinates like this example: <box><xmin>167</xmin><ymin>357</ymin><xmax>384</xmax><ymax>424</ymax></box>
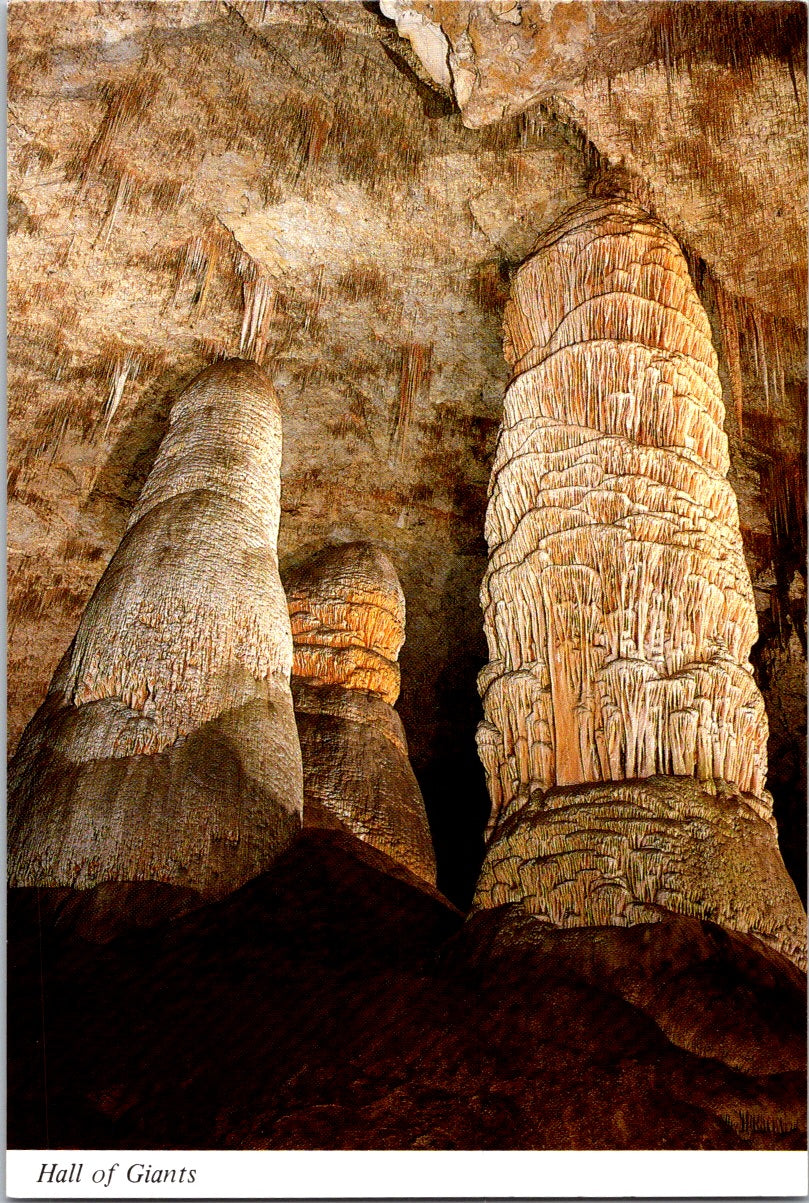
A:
<box><xmin>287</xmin><ymin>541</ymin><xmax>436</xmax><ymax>885</ymax></box>
<box><xmin>8</xmin><ymin>358</ymin><xmax>303</xmax><ymax>908</ymax></box>
<box><xmin>475</xmin><ymin>197</ymin><xmax>807</xmax><ymax>967</ymax></box>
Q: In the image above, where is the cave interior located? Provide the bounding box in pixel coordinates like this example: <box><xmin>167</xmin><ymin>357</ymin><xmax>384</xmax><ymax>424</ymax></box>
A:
<box><xmin>6</xmin><ymin>0</ymin><xmax>808</xmax><ymax>1154</ymax></box>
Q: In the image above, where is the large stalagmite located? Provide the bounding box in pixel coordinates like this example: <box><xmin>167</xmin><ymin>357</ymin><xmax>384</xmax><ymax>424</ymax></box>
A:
<box><xmin>8</xmin><ymin>358</ymin><xmax>303</xmax><ymax>915</ymax></box>
<box><xmin>287</xmin><ymin>541</ymin><xmax>436</xmax><ymax>885</ymax></box>
<box><xmin>475</xmin><ymin>195</ymin><xmax>807</xmax><ymax>967</ymax></box>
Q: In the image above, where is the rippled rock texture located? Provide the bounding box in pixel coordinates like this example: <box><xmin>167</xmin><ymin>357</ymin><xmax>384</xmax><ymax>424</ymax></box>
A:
<box><xmin>476</xmin><ymin>197</ymin><xmax>806</xmax><ymax>965</ymax></box>
<box><xmin>5</xmin><ymin>1</ymin><xmax>807</xmax><ymax>1156</ymax></box>
<box><xmin>8</xmin><ymin>1</ymin><xmax>806</xmax><ymax>905</ymax></box>
<box><xmin>8</xmin><ymin>359</ymin><xmax>303</xmax><ymax>916</ymax></box>
<box><xmin>473</xmin><ymin>778</ymin><xmax>807</xmax><ymax>970</ymax></box>
<box><xmin>288</xmin><ymin>542</ymin><xmax>436</xmax><ymax>884</ymax></box>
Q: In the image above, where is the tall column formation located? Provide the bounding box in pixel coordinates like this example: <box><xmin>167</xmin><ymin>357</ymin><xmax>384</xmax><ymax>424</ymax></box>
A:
<box><xmin>475</xmin><ymin>196</ymin><xmax>807</xmax><ymax>967</ymax></box>
<box><xmin>9</xmin><ymin>359</ymin><xmax>303</xmax><ymax>910</ymax></box>
<box><xmin>287</xmin><ymin>542</ymin><xmax>437</xmax><ymax>886</ymax></box>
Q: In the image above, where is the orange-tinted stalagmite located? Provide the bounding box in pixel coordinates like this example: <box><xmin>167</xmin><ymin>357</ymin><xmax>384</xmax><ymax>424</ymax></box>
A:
<box><xmin>287</xmin><ymin>541</ymin><xmax>436</xmax><ymax>885</ymax></box>
<box><xmin>8</xmin><ymin>359</ymin><xmax>303</xmax><ymax>926</ymax></box>
<box><xmin>475</xmin><ymin>196</ymin><xmax>807</xmax><ymax>968</ymax></box>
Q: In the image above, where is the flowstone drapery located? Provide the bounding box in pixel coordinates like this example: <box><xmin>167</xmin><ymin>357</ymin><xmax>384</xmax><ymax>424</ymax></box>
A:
<box><xmin>8</xmin><ymin>359</ymin><xmax>303</xmax><ymax>912</ymax></box>
<box><xmin>475</xmin><ymin>197</ymin><xmax>806</xmax><ymax>967</ymax></box>
<box><xmin>287</xmin><ymin>541</ymin><xmax>436</xmax><ymax>885</ymax></box>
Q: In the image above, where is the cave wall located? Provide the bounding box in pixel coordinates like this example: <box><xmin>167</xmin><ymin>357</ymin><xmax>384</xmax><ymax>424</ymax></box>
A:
<box><xmin>7</xmin><ymin>0</ymin><xmax>807</xmax><ymax>907</ymax></box>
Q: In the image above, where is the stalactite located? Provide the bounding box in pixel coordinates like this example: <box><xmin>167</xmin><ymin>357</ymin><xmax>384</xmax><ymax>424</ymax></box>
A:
<box><xmin>474</xmin><ymin>196</ymin><xmax>806</xmax><ymax>967</ymax></box>
<box><xmin>712</xmin><ymin>275</ymin><xmax>804</xmax><ymax>429</ymax></box>
<box><xmin>390</xmin><ymin>341</ymin><xmax>432</xmax><ymax>463</ymax></box>
<box><xmin>337</xmin><ymin>262</ymin><xmax>388</xmax><ymax>304</ymax></box>
<box><xmin>102</xmin><ymin>352</ymin><xmax>139</xmax><ymax>436</ymax></box>
<box><xmin>287</xmin><ymin>541</ymin><xmax>436</xmax><ymax>885</ymax></box>
<box><xmin>99</xmin><ymin>168</ymin><xmax>136</xmax><ymax>251</ymax></box>
<box><xmin>74</xmin><ymin>74</ymin><xmax>158</xmax><ymax>196</ymax></box>
<box><xmin>714</xmin><ymin>282</ymin><xmax>744</xmax><ymax>435</ymax></box>
<box><xmin>8</xmin><ymin>359</ymin><xmax>303</xmax><ymax>923</ymax></box>
<box><xmin>302</xmin><ymin>97</ymin><xmax>332</xmax><ymax>171</ymax></box>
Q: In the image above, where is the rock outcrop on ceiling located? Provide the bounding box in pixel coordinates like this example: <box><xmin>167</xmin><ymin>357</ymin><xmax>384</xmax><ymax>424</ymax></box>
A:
<box><xmin>380</xmin><ymin>0</ymin><xmax>808</xmax><ymax>325</ymax></box>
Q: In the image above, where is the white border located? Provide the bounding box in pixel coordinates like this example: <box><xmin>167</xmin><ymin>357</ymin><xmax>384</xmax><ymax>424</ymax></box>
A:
<box><xmin>5</xmin><ymin>1149</ymin><xmax>809</xmax><ymax>1200</ymax></box>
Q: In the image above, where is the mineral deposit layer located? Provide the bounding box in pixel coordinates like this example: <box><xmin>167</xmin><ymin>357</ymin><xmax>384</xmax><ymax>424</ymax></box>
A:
<box><xmin>478</xmin><ymin>198</ymin><xmax>768</xmax><ymax>818</ymax></box>
<box><xmin>475</xmin><ymin>197</ymin><xmax>807</xmax><ymax>968</ymax></box>
<box><xmin>8</xmin><ymin>359</ymin><xmax>303</xmax><ymax>898</ymax></box>
<box><xmin>288</xmin><ymin>541</ymin><xmax>406</xmax><ymax>706</ymax></box>
<box><xmin>287</xmin><ymin>542</ymin><xmax>436</xmax><ymax>884</ymax></box>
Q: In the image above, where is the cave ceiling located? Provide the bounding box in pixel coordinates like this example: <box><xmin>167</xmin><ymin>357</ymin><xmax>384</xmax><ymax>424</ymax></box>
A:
<box><xmin>7</xmin><ymin>0</ymin><xmax>808</xmax><ymax>905</ymax></box>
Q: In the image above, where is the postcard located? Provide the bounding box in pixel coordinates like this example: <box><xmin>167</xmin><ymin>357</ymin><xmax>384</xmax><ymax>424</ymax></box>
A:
<box><xmin>6</xmin><ymin>1</ymin><xmax>807</xmax><ymax>1197</ymax></box>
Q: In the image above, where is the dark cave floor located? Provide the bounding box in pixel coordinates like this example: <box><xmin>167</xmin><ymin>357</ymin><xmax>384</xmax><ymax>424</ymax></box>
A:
<box><xmin>8</xmin><ymin>828</ymin><xmax>807</xmax><ymax>1150</ymax></box>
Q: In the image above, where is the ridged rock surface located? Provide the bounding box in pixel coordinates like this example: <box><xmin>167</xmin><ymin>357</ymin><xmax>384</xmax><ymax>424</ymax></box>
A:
<box><xmin>473</xmin><ymin>777</ymin><xmax>807</xmax><ymax>970</ymax></box>
<box><xmin>479</xmin><ymin>197</ymin><xmax>766</xmax><ymax>808</ymax></box>
<box><xmin>7</xmin><ymin>3</ymin><xmax>807</xmax><ymax>909</ymax></box>
<box><xmin>8</xmin><ymin>359</ymin><xmax>303</xmax><ymax>907</ymax></box>
<box><xmin>476</xmin><ymin>198</ymin><xmax>806</xmax><ymax>966</ymax></box>
<box><xmin>287</xmin><ymin>542</ymin><xmax>436</xmax><ymax>885</ymax></box>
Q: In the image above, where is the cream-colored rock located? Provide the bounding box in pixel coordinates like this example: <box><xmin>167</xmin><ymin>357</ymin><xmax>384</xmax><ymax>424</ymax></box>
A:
<box><xmin>473</xmin><ymin>777</ymin><xmax>808</xmax><ymax>970</ymax></box>
<box><xmin>479</xmin><ymin>197</ymin><xmax>767</xmax><ymax>813</ymax></box>
<box><xmin>475</xmin><ymin>197</ymin><xmax>806</xmax><ymax>966</ymax></box>
<box><xmin>287</xmin><ymin>542</ymin><xmax>436</xmax><ymax>885</ymax></box>
<box><xmin>8</xmin><ymin>359</ymin><xmax>303</xmax><ymax>902</ymax></box>
<box><xmin>379</xmin><ymin>0</ymin><xmax>452</xmax><ymax>90</ymax></box>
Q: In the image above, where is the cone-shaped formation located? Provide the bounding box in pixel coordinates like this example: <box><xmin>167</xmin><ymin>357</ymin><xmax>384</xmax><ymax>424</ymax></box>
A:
<box><xmin>8</xmin><ymin>359</ymin><xmax>303</xmax><ymax>908</ymax></box>
<box><xmin>287</xmin><ymin>542</ymin><xmax>436</xmax><ymax>885</ymax></box>
<box><xmin>475</xmin><ymin>198</ymin><xmax>806</xmax><ymax>966</ymax></box>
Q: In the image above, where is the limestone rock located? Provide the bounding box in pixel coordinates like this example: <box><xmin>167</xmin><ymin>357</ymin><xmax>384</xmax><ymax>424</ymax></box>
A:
<box><xmin>473</xmin><ymin>777</ymin><xmax>808</xmax><ymax>970</ymax></box>
<box><xmin>8</xmin><ymin>4</ymin><xmax>806</xmax><ymax>908</ymax></box>
<box><xmin>379</xmin><ymin>0</ymin><xmax>452</xmax><ymax>91</ymax></box>
<box><xmin>479</xmin><ymin>197</ymin><xmax>766</xmax><ymax>807</ymax></box>
<box><xmin>287</xmin><ymin>542</ymin><xmax>436</xmax><ymax>884</ymax></box>
<box><xmin>381</xmin><ymin>2</ymin><xmax>807</xmax><ymax>326</ymax></box>
<box><xmin>8</xmin><ymin>359</ymin><xmax>303</xmax><ymax>909</ymax></box>
<box><xmin>288</xmin><ymin>541</ymin><xmax>405</xmax><ymax>706</ymax></box>
<box><xmin>476</xmin><ymin>197</ymin><xmax>806</xmax><ymax>964</ymax></box>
